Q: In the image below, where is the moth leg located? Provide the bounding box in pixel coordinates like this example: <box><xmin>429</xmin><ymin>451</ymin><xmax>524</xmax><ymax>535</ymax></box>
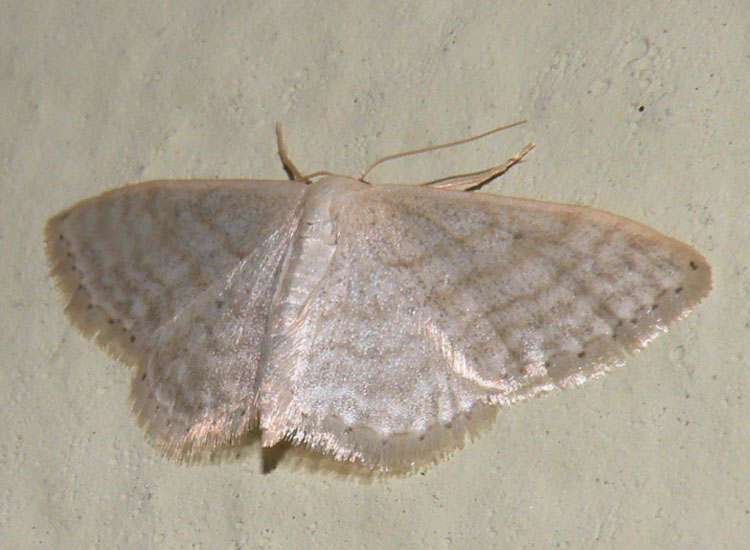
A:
<box><xmin>357</xmin><ymin>120</ymin><xmax>527</xmax><ymax>181</ymax></box>
<box><xmin>275</xmin><ymin>122</ymin><xmax>304</xmax><ymax>181</ymax></box>
<box><xmin>425</xmin><ymin>142</ymin><xmax>535</xmax><ymax>191</ymax></box>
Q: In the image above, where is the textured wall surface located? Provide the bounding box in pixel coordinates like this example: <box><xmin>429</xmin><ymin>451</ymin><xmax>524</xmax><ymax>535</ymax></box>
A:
<box><xmin>2</xmin><ymin>1</ymin><xmax>747</xmax><ymax>548</ymax></box>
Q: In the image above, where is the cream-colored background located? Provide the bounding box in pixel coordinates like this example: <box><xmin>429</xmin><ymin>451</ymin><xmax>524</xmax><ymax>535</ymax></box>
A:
<box><xmin>2</xmin><ymin>2</ymin><xmax>747</xmax><ymax>548</ymax></box>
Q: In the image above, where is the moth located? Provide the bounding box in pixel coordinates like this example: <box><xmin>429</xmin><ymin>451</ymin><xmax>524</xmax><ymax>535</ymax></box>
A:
<box><xmin>45</xmin><ymin>123</ymin><xmax>711</xmax><ymax>473</ymax></box>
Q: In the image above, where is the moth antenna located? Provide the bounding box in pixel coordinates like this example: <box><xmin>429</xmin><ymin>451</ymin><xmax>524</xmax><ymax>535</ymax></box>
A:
<box><xmin>357</xmin><ymin>120</ymin><xmax>527</xmax><ymax>180</ymax></box>
<box><xmin>297</xmin><ymin>170</ymin><xmax>337</xmax><ymax>181</ymax></box>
